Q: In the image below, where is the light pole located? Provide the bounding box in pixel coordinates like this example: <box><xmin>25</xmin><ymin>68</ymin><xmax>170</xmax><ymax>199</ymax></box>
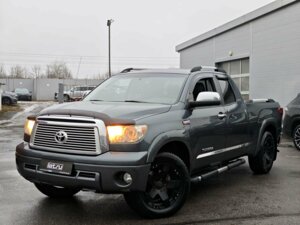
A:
<box><xmin>107</xmin><ymin>19</ymin><xmax>114</xmax><ymax>77</ymax></box>
<box><xmin>0</xmin><ymin>83</ymin><xmax>5</xmax><ymax>111</ymax></box>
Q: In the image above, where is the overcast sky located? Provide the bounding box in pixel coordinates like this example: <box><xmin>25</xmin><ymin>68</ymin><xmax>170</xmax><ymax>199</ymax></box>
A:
<box><xmin>0</xmin><ymin>0</ymin><xmax>274</xmax><ymax>78</ymax></box>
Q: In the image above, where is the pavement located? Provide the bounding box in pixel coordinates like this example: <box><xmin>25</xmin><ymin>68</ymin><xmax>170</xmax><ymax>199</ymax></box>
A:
<box><xmin>0</xmin><ymin>103</ymin><xmax>300</xmax><ymax>225</ymax></box>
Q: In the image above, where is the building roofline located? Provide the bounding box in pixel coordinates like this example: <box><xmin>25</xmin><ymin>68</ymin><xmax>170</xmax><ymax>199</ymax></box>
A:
<box><xmin>176</xmin><ymin>0</ymin><xmax>298</xmax><ymax>52</ymax></box>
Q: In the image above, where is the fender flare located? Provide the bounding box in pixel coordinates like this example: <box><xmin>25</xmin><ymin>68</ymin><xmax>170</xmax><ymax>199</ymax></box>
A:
<box><xmin>254</xmin><ymin>118</ymin><xmax>278</xmax><ymax>157</ymax></box>
<box><xmin>146</xmin><ymin>129</ymin><xmax>192</xmax><ymax>166</ymax></box>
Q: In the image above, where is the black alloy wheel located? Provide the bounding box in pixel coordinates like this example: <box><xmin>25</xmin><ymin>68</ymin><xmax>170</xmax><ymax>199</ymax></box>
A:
<box><xmin>249</xmin><ymin>131</ymin><xmax>276</xmax><ymax>174</ymax></box>
<box><xmin>124</xmin><ymin>152</ymin><xmax>190</xmax><ymax>218</ymax></box>
<box><xmin>293</xmin><ymin>125</ymin><xmax>300</xmax><ymax>150</ymax></box>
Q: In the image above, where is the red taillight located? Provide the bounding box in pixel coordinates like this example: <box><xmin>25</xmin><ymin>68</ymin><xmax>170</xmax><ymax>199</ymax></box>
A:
<box><xmin>277</xmin><ymin>107</ymin><xmax>283</xmax><ymax>117</ymax></box>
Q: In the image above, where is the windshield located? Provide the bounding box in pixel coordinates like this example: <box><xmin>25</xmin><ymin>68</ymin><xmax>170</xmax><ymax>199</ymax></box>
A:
<box><xmin>15</xmin><ymin>88</ymin><xmax>29</xmax><ymax>94</ymax></box>
<box><xmin>84</xmin><ymin>74</ymin><xmax>187</xmax><ymax>104</ymax></box>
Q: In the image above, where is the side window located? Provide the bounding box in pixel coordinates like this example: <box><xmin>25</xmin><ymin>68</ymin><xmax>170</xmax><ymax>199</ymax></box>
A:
<box><xmin>192</xmin><ymin>78</ymin><xmax>216</xmax><ymax>101</ymax></box>
<box><xmin>218</xmin><ymin>79</ymin><xmax>236</xmax><ymax>104</ymax></box>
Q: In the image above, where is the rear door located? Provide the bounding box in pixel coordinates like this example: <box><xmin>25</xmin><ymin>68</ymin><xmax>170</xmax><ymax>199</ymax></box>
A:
<box><xmin>72</xmin><ymin>87</ymin><xmax>81</xmax><ymax>98</ymax></box>
<box><xmin>217</xmin><ymin>77</ymin><xmax>250</xmax><ymax>157</ymax></box>
<box><xmin>79</xmin><ymin>86</ymin><xmax>88</xmax><ymax>98</ymax></box>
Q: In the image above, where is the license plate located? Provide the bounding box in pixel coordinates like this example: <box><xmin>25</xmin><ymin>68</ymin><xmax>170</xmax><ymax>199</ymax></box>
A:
<box><xmin>40</xmin><ymin>160</ymin><xmax>73</xmax><ymax>175</ymax></box>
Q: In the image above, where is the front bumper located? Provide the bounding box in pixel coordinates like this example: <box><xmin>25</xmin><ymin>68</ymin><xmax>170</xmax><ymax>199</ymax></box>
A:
<box><xmin>16</xmin><ymin>143</ymin><xmax>150</xmax><ymax>193</ymax></box>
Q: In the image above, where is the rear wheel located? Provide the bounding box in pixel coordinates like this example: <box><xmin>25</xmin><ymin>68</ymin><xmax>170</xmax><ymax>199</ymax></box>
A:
<box><xmin>34</xmin><ymin>183</ymin><xmax>80</xmax><ymax>198</ymax></box>
<box><xmin>292</xmin><ymin>125</ymin><xmax>300</xmax><ymax>150</ymax></box>
<box><xmin>249</xmin><ymin>131</ymin><xmax>276</xmax><ymax>174</ymax></box>
<box><xmin>124</xmin><ymin>152</ymin><xmax>190</xmax><ymax>218</ymax></box>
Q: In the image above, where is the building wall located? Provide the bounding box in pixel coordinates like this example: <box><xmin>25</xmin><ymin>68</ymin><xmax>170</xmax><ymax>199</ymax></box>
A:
<box><xmin>251</xmin><ymin>2</ymin><xmax>300</xmax><ymax>106</ymax></box>
<box><xmin>179</xmin><ymin>2</ymin><xmax>300</xmax><ymax>106</ymax></box>
<box><xmin>0</xmin><ymin>78</ymin><xmax>34</xmax><ymax>94</ymax></box>
<box><xmin>180</xmin><ymin>39</ymin><xmax>215</xmax><ymax>68</ymax></box>
<box><xmin>0</xmin><ymin>78</ymin><xmax>103</xmax><ymax>101</ymax></box>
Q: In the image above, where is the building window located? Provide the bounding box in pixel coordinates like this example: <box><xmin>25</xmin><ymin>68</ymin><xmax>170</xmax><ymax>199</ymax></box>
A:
<box><xmin>217</xmin><ymin>58</ymin><xmax>249</xmax><ymax>100</ymax></box>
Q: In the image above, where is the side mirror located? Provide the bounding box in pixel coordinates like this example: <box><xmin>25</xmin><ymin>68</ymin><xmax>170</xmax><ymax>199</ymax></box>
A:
<box><xmin>189</xmin><ymin>92</ymin><xmax>221</xmax><ymax>108</ymax></box>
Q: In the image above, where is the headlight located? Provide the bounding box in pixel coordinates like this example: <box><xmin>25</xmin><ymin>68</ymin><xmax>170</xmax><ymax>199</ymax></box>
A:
<box><xmin>24</xmin><ymin>119</ymin><xmax>35</xmax><ymax>136</ymax></box>
<box><xmin>107</xmin><ymin>125</ymin><xmax>147</xmax><ymax>144</ymax></box>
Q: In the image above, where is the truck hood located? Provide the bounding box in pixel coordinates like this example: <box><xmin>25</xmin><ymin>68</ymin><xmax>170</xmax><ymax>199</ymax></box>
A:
<box><xmin>39</xmin><ymin>101</ymin><xmax>171</xmax><ymax>124</ymax></box>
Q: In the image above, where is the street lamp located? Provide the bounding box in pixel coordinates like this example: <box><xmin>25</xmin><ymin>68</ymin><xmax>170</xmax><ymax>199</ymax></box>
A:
<box><xmin>107</xmin><ymin>19</ymin><xmax>114</xmax><ymax>77</ymax></box>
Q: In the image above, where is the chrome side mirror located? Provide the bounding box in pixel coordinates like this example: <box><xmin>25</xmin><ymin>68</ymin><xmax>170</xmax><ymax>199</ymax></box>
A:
<box><xmin>189</xmin><ymin>92</ymin><xmax>221</xmax><ymax>108</ymax></box>
<box><xmin>196</xmin><ymin>92</ymin><xmax>221</xmax><ymax>102</ymax></box>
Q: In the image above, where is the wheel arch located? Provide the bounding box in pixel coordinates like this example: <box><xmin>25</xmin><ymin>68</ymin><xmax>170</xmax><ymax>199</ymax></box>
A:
<box><xmin>146</xmin><ymin>131</ymin><xmax>191</xmax><ymax>172</ymax></box>
<box><xmin>255</xmin><ymin>119</ymin><xmax>278</xmax><ymax>158</ymax></box>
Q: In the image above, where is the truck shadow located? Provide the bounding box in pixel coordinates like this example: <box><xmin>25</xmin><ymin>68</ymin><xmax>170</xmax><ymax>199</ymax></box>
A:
<box><xmin>11</xmin><ymin>164</ymin><xmax>284</xmax><ymax>225</ymax></box>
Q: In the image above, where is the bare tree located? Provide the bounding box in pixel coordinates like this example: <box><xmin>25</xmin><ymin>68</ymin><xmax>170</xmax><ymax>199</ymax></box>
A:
<box><xmin>10</xmin><ymin>65</ymin><xmax>28</xmax><ymax>78</ymax></box>
<box><xmin>91</xmin><ymin>73</ymin><xmax>105</xmax><ymax>79</ymax></box>
<box><xmin>46</xmin><ymin>61</ymin><xmax>72</xmax><ymax>79</ymax></box>
<box><xmin>31</xmin><ymin>65</ymin><xmax>43</xmax><ymax>78</ymax></box>
<box><xmin>102</xmin><ymin>71</ymin><xmax>118</xmax><ymax>79</ymax></box>
<box><xmin>0</xmin><ymin>65</ymin><xmax>6</xmax><ymax>78</ymax></box>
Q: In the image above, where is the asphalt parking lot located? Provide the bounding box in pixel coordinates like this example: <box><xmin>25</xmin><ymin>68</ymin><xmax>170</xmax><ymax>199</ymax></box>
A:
<box><xmin>1</xmin><ymin>103</ymin><xmax>300</xmax><ymax>225</ymax></box>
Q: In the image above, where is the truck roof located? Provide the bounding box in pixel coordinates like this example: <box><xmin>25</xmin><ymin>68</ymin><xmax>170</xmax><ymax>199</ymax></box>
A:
<box><xmin>118</xmin><ymin>66</ymin><xmax>227</xmax><ymax>76</ymax></box>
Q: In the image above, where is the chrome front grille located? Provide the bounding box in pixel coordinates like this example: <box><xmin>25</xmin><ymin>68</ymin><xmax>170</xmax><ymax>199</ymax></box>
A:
<box><xmin>30</xmin><ymin>116</ymin><xmax>107</xmax><ymax>155</ymax></box>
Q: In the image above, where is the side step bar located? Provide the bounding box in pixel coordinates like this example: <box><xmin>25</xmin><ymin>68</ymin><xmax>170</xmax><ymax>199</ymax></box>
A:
<box><xmin>191</xmin><ymin>158</ymin><xmax>246</xmax><ymax>183</ymax></box>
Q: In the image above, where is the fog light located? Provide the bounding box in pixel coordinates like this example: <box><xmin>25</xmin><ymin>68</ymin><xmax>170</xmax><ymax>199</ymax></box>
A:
<box><xmin>123</xmin><ymin>173</ymin><xmax>132</xmax><ymax>184</ymax></box>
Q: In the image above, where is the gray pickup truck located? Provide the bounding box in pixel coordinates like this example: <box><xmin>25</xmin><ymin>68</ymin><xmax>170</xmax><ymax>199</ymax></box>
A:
<box><xmin>16</xmin><ymin>67</ymin><xmax>282</xmax><ymax>218</ymax></box>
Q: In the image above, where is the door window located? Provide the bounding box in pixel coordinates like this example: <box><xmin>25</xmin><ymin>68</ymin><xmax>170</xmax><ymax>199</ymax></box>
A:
<box><xmin>192</xmin><ymin>78</ymin><xmax>216</xmax><ymax>101</ymax></box>
<box><xmin>218</xmin><ymin>79</ymin><xmax>236</xmax><ymax>105</ymax></box>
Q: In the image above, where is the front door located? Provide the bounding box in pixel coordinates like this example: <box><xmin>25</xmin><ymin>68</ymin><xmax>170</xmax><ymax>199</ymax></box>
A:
<box><xmin>188</xmin><ymin>76</ymin><xmax>228</xmax><ymax>169</ymax></box>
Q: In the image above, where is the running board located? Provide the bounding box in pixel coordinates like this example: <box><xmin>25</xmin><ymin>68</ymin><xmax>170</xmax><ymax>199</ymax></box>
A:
<box><xmin>190</xmin><ymin>158</ymin><xmax>246</xmax><ymax>183</ymax></box>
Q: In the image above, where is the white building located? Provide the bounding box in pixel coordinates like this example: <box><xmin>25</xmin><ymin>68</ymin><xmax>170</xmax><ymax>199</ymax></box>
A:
<box><xmin>176</xmin><ymin>0</ymin><xmax>300</xmax><ymax>106</ymax></box>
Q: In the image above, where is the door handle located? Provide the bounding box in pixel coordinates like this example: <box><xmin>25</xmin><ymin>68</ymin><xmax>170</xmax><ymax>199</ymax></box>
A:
<box><xmin>218</xmin><ymin>112</ymin><xmax>227</xmax><ymax>119</ymax></box>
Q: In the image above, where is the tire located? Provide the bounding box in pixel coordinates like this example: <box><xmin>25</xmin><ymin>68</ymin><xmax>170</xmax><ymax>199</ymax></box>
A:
<box><xmin>124</xmin><ymin>152</ymin><xmax>190</xmax><ymax>218</ymax></box>
<box><xmin>2</xmin><ymin>97</ymin><xmax>11</xmax><ymax>105</ymax></box>
<box><xmin>34</xmin><ymin>183</ymin><xmax>80</xmax><ymax>198</ymax></box>
<box><xmin>292</xmin><ymin>125</ymin><xmax>300</xmax><ymax>151</ymax></box>
<box><xmin>63</xmin><ymin>94</ymin><xmax>70</xmax><ymax>102</ymax></box>
<box><xmin>248</xmin><ymin>131</ymin><xmax>276</xmax><ymax>174</ymax></box>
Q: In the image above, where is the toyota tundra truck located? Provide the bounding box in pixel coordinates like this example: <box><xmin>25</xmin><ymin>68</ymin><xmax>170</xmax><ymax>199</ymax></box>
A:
<box><xmin>16</xmin><ymin>66</ymin><xmax>282</xmax><ymax>218</ymax></box>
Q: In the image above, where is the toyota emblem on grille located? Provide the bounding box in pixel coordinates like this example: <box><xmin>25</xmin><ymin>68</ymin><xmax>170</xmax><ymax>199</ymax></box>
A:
<box><xmin>54</xmin><ymin>130</ymin><xmax>68</xmax><ymax>144</ymax></box>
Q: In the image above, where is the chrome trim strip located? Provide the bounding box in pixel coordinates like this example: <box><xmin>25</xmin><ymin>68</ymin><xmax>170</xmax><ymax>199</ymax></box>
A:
<box><xmin>197</xmin><ymin>142</ymin><xmax>251</xmax><ymax>159</ymax></box>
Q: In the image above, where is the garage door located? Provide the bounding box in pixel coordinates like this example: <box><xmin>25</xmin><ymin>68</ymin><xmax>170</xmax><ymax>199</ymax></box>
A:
<box><xmin>217</xmin><ymin>58</ymin><xmax>249</xmax><ymax>100</ymax></box>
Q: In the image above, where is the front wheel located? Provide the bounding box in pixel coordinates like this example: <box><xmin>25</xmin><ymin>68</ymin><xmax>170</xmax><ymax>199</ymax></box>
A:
<box><xmin>2</xmin><ymin>97</ymin><xmax>11</xmax><ymax>105</ymax></box>
<box><xmin>124</xmin><ymin>152</ymin><xmax>190</xmax><ymax>218</ymax></box>
<box><xmin>63</xmin><ymin>94</ymin><xmax>70</xmax><ymax>102</ymax></box>
<box><xmin>34</xmin><ymin>183</ymin><xmax>80</xmax><ymax>198</ymax></box>
<box><xmin>248</xmin><ymin>131</ymin><xmax>276</xmax><ymax>174</ymax></box>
